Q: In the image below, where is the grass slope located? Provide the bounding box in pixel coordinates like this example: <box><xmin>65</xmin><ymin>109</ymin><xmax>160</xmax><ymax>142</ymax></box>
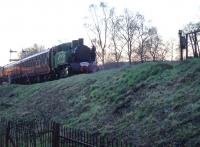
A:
<box><xmin>1</xmin><ymin>59</ymin><xmax>200</xmax><ymax>146</ymax></box>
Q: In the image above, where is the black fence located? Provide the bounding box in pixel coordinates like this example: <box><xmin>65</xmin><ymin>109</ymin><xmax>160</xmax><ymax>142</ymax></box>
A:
<box><xmin>0</xmin><ymin>120</ymin><xmax>133</xmax><ymax>147</ymax></box>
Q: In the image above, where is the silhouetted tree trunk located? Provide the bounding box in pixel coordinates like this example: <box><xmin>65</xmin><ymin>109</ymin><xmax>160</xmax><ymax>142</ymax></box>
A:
<box><xmin>136</xmin><ymin>16</ymin><xmax>150</xmax><ymax>62</ymax></box>
<box><xmin>147</xmin><ymin>27</ymin><xmax>163</xmax><ymax>61</ymax></box>
<box><xmin>118</xmin><ymin>9</ymin><xmax>140</xmax><ymax>64</ymax></box>
<box><xmin>109</xmin><ymin>8</ymin><xmax>124</xmax><ymax>63</ymax></box>
<box><xmin>85</xmin><ymin>2</ymin><xmax>110</xmax><ymax>67</ymax></box>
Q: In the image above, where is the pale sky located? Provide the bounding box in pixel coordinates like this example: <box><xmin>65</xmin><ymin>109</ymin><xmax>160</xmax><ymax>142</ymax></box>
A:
<box><xmin>0</xmin><ymin>0</ymin><xmax>199</xmax><ymax>66</ymax></box>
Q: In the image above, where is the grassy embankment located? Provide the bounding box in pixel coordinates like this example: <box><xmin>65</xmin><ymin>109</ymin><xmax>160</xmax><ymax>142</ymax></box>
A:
<box><xmin>1</xmin><ymin>59</ymin><xmax>200</xmax><ymax>146</ymax></box>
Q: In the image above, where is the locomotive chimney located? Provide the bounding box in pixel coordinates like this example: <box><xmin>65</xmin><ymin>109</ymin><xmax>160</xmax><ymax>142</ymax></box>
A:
<box><xmin>72</xmin><ymin>40</ymin><xmax>79</xmax><ymax>48</ymax></box>
<box><xmin>78</xmin><ymin>38</ymin><xmax>84</xmax><ymax>46</ymax></box>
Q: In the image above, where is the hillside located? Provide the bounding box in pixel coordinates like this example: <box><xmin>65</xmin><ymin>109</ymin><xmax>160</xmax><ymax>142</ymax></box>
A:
<box><xmin>1</xmin><ymin>59</ymin><xmax>200</xmax><ymax>146</ymax></box>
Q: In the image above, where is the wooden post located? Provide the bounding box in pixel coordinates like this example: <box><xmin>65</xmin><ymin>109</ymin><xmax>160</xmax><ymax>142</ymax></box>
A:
<box><xmin>179</xmin><ymin>30</ymin><xmax>183</xmax><ymax>61</ymax></box>
<box><xmin>194</xmin><ymin>32</ymin><xmax>198</xmax><ymax>57</ymax></box>
<box><xmin>100</xmin><ymin>136</ymin><xmax>105</xmax><ymax>147</ymax></box>
<box><xmin>186</xmin><ymin>34</ymin><xmax>188</xmax><ymax>59</ymax></box>
<box><xmin>52</xmin><ymin>122</ymin><xmax>60</xmax><ymax>147</ymax></box>
<box><xmin>6</xmin><ymin>122</ymin><xmax>10</xmax><ymax>147</ymax></box>
<box><xmin>189</xmin><ymin>34</ymin><xmax>195</xmax><ymax>56</ymax></box>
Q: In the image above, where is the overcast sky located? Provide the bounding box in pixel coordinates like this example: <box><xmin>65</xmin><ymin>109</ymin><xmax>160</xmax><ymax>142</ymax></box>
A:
<box><xmin>0</xmin><ymin>0</ymin><xmax>199</xmax><ymax>66</ymax></box>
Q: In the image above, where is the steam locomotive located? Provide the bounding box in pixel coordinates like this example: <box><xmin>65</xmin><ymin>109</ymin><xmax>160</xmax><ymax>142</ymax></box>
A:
<box><xmin>0</xmin><ymin>38</ymin><xmax>98</xmax><ymax>84</ymax></box>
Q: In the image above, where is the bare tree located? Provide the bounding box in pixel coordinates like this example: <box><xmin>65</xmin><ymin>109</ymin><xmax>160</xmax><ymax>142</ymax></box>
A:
<box><xmin>118</xmin><ymin>9</ymin><xmax>140</xmax><ymax>64</ymax></box>
<box><xmin>85</xmin><ymin>2</ymin><xmax>110</xmax><ymax>66</ymax></box>
<box><xmin>184</xmin><ymin>22</ymin><xmax>200</xmax><ymax>33</ymax></box>
<box><xmin>146</xmin><ymin>27</ymin><xmax>163</xmax><ymax>61</ymax></box>
<box><xmin>162</xmin><ymin>40</ymin><xmax>177</xmax><ymax>61</ymax></box>
<box><xmin>108</xmin><ymin>8</ymin><xmax>124</xmax><ymax>63</ymax></box>
<box><xmin>159</xmin><ymin>47</ymin><xmax>168</xmax><ymax>61</ymax></box>
<box><xmin>19</xmin><ymin>43</ymin><xmax>44</xmax><ymax>59</ymax></box>
<box><xmin>85</xmin><ymin>5</ymin><xmax>165</xmax><ymax>64</ymax></box>
<box><xmin>135</xmin><ymin>15</ymin><xmax>151</xmax><ymax>62</ymax></box>
<box><xmin>167</xmin><ymin>39</ymin><xmax>176</xmax><ymax>61</ymax></box>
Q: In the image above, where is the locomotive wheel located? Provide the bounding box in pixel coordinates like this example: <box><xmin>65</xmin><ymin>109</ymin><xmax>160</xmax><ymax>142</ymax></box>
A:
<box><xmin>67</xmin><ymin>67</ymin><xmax>73</xmax><ymax>76</ymax></box>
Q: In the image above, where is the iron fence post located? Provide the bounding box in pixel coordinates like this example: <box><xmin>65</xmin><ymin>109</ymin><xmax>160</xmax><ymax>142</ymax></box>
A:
<box><xmin>6</xmin><ymin>121</ymin><xmax>11</xmax><ymax>147</ymax></box>
<box><xmin>52</xmin><ymin>122</ymin><xmax>60</xmax><ymax>147</ymax></box>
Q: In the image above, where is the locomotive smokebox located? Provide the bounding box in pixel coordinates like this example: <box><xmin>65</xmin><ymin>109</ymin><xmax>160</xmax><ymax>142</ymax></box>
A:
<box><xmin>78</xmin><ymin>38</ymin><xmax>84</xmax><ymax>46</ymax></box>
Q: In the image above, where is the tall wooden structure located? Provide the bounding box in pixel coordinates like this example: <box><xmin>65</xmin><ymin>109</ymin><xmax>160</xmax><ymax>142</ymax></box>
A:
<box><xmin>179</xmin><ymin>29</ymin><xmax>200</xmax><ymax>60</ymax></box>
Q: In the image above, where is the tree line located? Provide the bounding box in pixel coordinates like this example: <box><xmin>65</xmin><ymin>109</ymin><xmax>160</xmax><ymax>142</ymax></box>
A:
<box><xmin>84</xmin><ymin>2</ymin><xmax>176</xmax><ymax>66</ymax></box>
<box><xmin>17</xmin><ymin>2</ymin><xmax>200</xmax><ymax>64</ymax></box>
<box><xmin>20</xmin><ymin>2</ymin><xmax>192</xmax><ymax>64</ymax></box>
<box><xmin>18</xmin><ymin>44</ymin><xmax>44</xmax><ymax>59</ymax></box>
